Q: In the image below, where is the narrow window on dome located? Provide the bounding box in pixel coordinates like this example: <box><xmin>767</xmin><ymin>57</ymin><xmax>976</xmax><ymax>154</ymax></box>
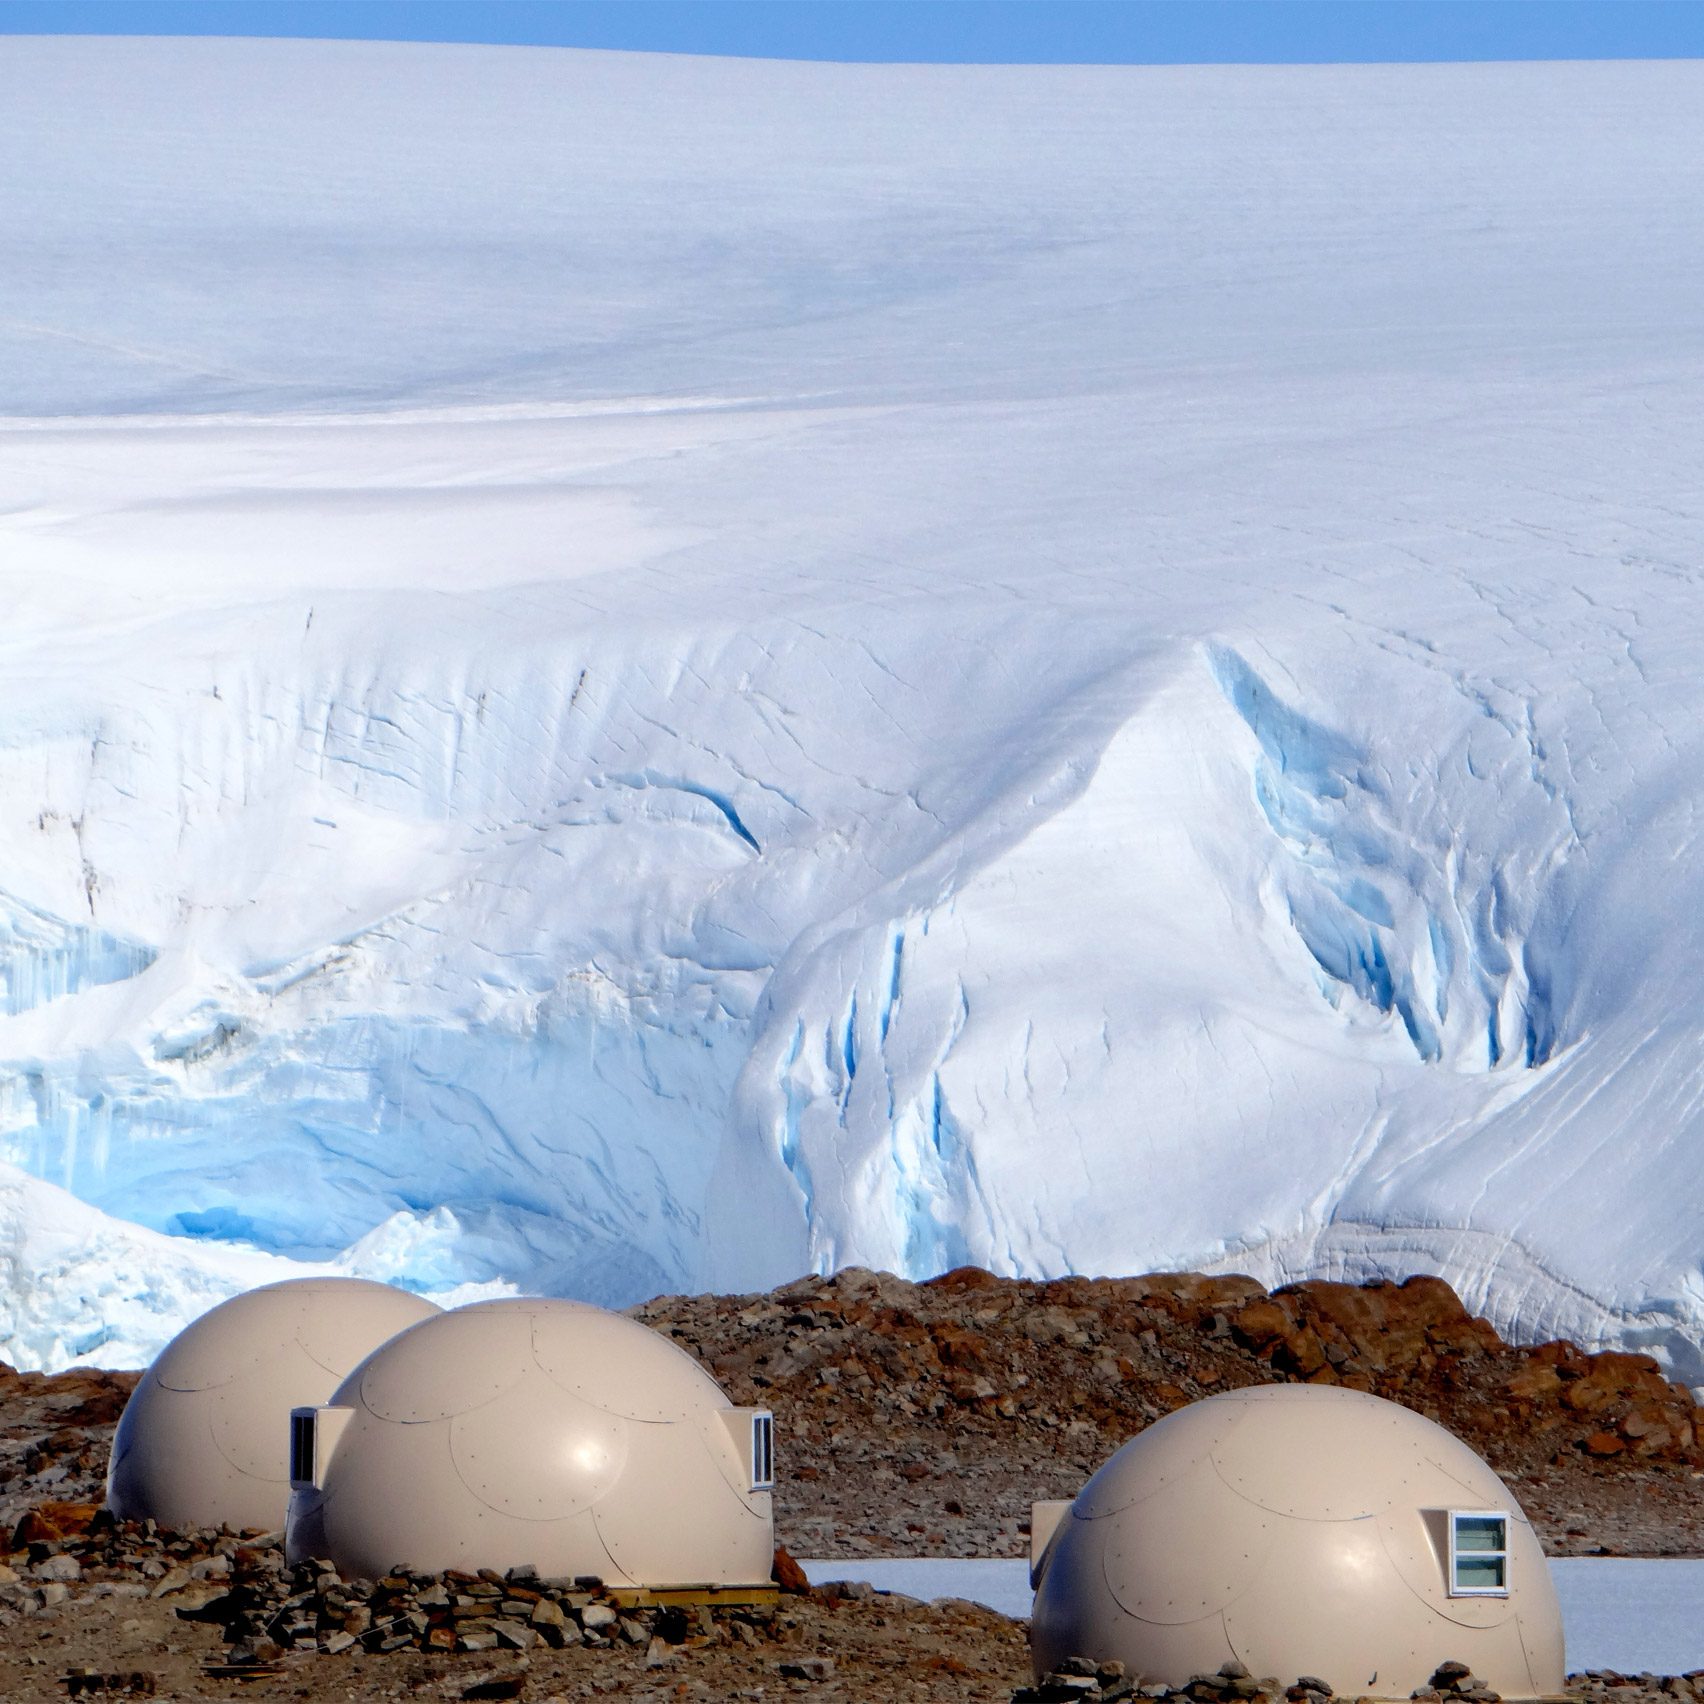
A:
<box><xmin>289</xmin><ymin>1408</ymin><xmax>317</xmax><ymax>1489</ymax></box>
<box><xmin>751</xmin><ymin>1411</ymin><xmax>774</xmax><ymax>1490</ymax></box>
<box><xmin>1448</xmin><ymin>1510</ymin><xmax>1509</xmax><ymax>1596</ymax></box>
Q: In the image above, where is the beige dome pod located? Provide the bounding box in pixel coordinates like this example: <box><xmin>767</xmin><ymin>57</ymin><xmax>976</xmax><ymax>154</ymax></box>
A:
<box><xmin>285</xmin><ymin>1298</ymin><xmax>775</xmax><ymax>1590</ymax></box>
<box><xmin>1030</xmin><ymin>1385</ymin><xmax>1565</xmax><ymax>1699</ymax></box>
<box><xmin>107</xmin><ymin>1278</ymin><xmax>441</xmax><ymax>1533</ymax></box>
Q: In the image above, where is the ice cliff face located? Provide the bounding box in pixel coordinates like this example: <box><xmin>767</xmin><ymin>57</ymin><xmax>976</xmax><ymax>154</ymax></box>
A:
<box><xmin>1</xmin><ymin>39</ymin><xmax>1702</xmax><ymax>1384</ymax></box>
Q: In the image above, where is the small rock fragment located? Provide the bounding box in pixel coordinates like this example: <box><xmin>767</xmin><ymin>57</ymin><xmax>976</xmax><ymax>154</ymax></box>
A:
<box><xmin>780</xmin><ymin>1656</ymin><xmax>836</xmax><ymax>1681</ymax></box>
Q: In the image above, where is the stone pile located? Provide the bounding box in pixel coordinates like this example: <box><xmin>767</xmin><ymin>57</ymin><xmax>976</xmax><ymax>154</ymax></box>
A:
<box><xmin>188</xmin><ymin>1552</ymin><xmax>780</xmax><ymax>1663</ymax></box>
<box><xmin>2</xmin><ymin>1506</ymin><xmax>786</xmax><ymax>1667</ymax></box>
<box><xmin>1411</xmin><ymin>1658</ymin><xmax>1505</xmax><ymax>1702</ymax></box>
<box><xmin>0</xmin><ymin>1504</ymin><xmax>243</xmax><ymax>1626</ymax></box>
<box><xmin>61</xmin><ymin>1669</ymin><xmax>158</xmax><ymax>1697</ymax></box>
<box><xmin>1015</xmin><ymin>1652</ymin><xmax>1139</xmax><ymax>1702</ymax></box>
<box><xmin>1018</xmin><ymin>1657</ymin><xmax>1536</xmax><ymax>1704</ymax></box>
<box><xmin>1572</xmin><ymin>1676</ymin><xmax>1704</xmax><ymax>1701</ymax></box>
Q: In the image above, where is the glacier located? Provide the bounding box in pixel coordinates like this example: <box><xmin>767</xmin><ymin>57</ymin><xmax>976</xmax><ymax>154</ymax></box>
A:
<box><xmin>1</xmin><ymin>38</ymin><xmax>1702</xmax><ymax>1384</ymax></box>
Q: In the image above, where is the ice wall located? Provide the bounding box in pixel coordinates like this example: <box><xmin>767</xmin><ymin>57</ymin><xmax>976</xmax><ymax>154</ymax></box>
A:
<box><xmin>1</xmin><ymin>40</ymin><xmax>1702</xmax><ymax>1381</ymax></box>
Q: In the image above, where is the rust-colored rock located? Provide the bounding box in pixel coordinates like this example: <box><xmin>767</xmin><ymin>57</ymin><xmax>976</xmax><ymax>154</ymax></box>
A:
<box><xmin>13</xmin><ymin>1500</ymin><xmax>100</xmax><ymax>1548</ymax></box>
<box><xmin>1229</xmin><ymin>1298</ymin><xmax>1291</xmax><ymax>1353</ymax></box>
<box><xmin>933</xmin><ymin>1325</ymin><xmax>993</xmax><ymax>1370</ymax></box>
<box><xmin>1503</xmin><ymin>1361</ymin><xmax>1564</xmax><ymax>1402</ymax></box>
<box><xmin>771</xmin><ymin>1546</ymin><xmax>811</xmax><ymax>1594</ymax></box>
<box><xmin>925</xmin><ymin>1266</ymin><xmax>1006</xmax><ymax>1293</ymax></box>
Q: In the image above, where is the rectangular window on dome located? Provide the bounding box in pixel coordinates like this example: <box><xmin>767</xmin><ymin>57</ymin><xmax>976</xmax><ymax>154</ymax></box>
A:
<box><xmin>289</xmin><ymin>1408</ymin><xmax>317</xmax><ymax>1489</ymax></box>
<box><xmin>1448</xmin><ymin>1510</ymin><xmax>1509</xmax><ymax>1596</ymax></box>
<box><xmin>751</xmin><ymin>1411</ymin><xmax>774</xmax><ymax>1490</ymax></box>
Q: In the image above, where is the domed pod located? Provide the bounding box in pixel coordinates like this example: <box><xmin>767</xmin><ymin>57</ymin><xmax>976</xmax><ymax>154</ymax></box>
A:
<box><xmin>284</xmin><ymin>1297</ymin><xmax>775</xmax><ymax>1587</ymax></box>
<box><xmin>107</xmin><ymin>1278</ymin><xmax>440</xmax><ymax>1533</ymax></box>
<box><xmin>1030</xmin><ymin>1385</ymin><xmax>1564</xmax><ymax>1699</ymax></box>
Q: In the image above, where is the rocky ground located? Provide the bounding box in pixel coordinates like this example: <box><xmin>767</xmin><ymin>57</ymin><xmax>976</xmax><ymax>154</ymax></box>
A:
<box><xmin>0</xmin><ymin>1525</ymin><xmax>1696</xmax><ymax>1704</ymax></box>
<box><xmin>0</xmin><ymin>1528</ymin><xmax>1029</xmax><ymax>1704</ymax></box>
<box><xmin>0</xmin><ymin>1523</ymin><xmax>1697</xmax><ymax>1704</ymax></box>
<box><xmin>1</xmin><ymin>1267</ymin><xmax>1701</xmax><ymax>1701</ymax></box>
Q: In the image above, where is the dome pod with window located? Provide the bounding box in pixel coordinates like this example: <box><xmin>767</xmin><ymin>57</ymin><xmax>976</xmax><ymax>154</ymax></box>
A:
<box><xmin>106</xmin><ymin>1278</ymin><xmax>441</xmax><ymax>1534</ymax></box>
<box><xmin>1029</xmin><ymin>1384</ymin><xmax>1564</xmax><ymax>1699</ymax></box>
<box><xmin>284</xmin><ymin>1298</ymin><xmax>775</xmax><ymax>1587</ymax></box>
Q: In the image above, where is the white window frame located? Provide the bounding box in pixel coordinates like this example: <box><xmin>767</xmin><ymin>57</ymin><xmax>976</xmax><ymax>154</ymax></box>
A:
<box><xmin>289</xmin><ymin>1404</ymin><xmax>352</xmax><ymax>1490</ymax></box>
<box><xmin>751</xmin><ymin>1410</ymin><xmax>775</xmax><ymax>1491</ymax></box>
<box><xmin>1447</xmin><ymin>1508</ymin><xmax>1510</xmax><ymax>1597</ymax></box>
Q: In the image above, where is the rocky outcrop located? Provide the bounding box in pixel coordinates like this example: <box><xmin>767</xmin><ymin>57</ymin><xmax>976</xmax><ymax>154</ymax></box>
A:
<box><xmin>1223</xmin><ymin>1277</ymin><xmax>1696</xmax><ymax>1463</ymax></box>
<box><xmin>639</xmin><ymin>1265</ymin><xmax>1700</xmax><ymax>1470</ymax></box>
<box><xmin>635</xmin><ymin>1265</ymin><xmax>1703</xmax><ymax>1555</ymax></box>
<box><xmin>0</xmin><ymin>1364</ymin><xmax>137</xmax><ymax>1536</ymax></box>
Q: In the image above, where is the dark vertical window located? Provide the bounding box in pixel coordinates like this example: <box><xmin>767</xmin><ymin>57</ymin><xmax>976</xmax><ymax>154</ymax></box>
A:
<box><xmin>289</xmin><ymin>1409</ymin><xmax>317</xmax><ymax>1487</ymax></box>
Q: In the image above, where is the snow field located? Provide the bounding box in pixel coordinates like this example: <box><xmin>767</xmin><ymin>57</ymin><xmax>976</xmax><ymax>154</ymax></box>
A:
<box><xmin>0</xmin><ymin>40</ymin><xmax>1701</xmax><ymax>1381</ymax></box>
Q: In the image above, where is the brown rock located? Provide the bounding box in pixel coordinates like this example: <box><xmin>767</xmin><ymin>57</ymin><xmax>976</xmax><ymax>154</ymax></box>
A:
<box><xmin>1230</xmin><ymin>1299</ymin><xmax>1292</xmax><ymax>1353</ymax></box>
<box><xmin>780</xmin><ymin>1656</ymin><xmax>836</xmax><ymax>1680</ymax></box>
<box><xmin>772</xmin><ymin>1546</ymin><xmax>811</xmax><ymax>1593</ymax></box>
<box><xmin>923</xmin><ymin>1265</ymin><xmax>1005</xmax><ymax>1293</ymax></box>
<box><xmin>13</xmin><ymin>1500</ymin><xmax>100</xmax><ymax>1548</ymax></box>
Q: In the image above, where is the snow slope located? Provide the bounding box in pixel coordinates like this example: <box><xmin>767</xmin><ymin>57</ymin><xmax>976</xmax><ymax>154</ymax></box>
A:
<box><xmin>2</xmin><ymin>38</ymin><xmax>1702</xmax><ymax>1381</ymax></box>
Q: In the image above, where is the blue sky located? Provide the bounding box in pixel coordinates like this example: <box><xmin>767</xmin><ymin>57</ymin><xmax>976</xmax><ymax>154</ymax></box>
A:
<box><xmin>5</xmin><ymin>1</ymin><xmax>1704</xmax><ymax>64</ymax></box>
